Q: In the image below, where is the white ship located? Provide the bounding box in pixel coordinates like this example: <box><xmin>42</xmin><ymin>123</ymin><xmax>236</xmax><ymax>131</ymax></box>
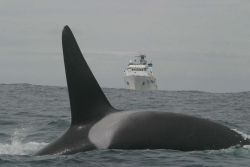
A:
<box><xmin>124</xmin><ymin>55</ymin><xmax>157</xmax><ymax>90</ymax></box>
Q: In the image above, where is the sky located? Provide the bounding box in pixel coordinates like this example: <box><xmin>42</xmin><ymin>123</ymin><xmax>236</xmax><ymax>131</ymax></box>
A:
<box><xmin>0</xmin><ymin>0</ymin><xmax>250</xmax><ymax>92</ymax></box>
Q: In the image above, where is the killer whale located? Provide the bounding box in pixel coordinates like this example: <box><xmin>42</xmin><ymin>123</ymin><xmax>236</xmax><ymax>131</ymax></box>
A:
<box><xmin>36</xmin><ymin>26</ymin><xmax>249</xmax><ymax>155</ymax></box>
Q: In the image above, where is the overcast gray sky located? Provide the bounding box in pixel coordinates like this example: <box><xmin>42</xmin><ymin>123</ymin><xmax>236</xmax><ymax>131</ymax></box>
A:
<box><xmin>0</xmin><ymin>0</ymin><xmax>250</xmax><ymax>92</ymax></box>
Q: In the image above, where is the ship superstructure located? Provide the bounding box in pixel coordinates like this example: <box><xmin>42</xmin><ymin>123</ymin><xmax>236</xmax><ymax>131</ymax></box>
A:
<box><xmin>124</xmin><ymin>55</ymin><xmax>157</xmax><ymax>90</ymax></box>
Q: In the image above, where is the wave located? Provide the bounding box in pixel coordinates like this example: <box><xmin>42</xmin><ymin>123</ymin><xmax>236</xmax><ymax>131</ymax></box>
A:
<box><xmin>0</xmin><ymin>128</ymin><xmax>47</xmax><ymax>155</ymax></box>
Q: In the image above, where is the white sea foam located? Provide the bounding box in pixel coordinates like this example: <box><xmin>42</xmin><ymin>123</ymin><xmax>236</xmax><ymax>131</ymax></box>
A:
<box><xmin>232</xmin><ymin>129</ymin><xmax>250</xmax><ymax>150</ymax></box>
<box><xmin>0</xmin><ymin>128</ymin><xmax>48</xmax><ymax>155</ymax></box>
<box><xmin>232</xmin><ymin>129</ymin><xmax>250</xmax><ymax>140</ymax></box>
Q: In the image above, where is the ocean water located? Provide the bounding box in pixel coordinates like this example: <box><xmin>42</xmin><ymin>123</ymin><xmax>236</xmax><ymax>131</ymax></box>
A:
<box><xmin>0</xmin><ymin>83</ymin><xmax>250</xmax><ymax>166</ymax></box>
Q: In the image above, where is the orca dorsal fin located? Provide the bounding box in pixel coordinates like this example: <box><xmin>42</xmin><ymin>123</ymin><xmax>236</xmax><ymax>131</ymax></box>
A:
<box><xmin>62</xmin><ymin>25</ymin><xmax>114</xmax><ymax>125</ymax></box>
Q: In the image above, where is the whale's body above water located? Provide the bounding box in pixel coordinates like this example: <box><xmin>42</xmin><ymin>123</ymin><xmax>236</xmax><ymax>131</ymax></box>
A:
<box><xmin>36</xmin><ymin>26</ymin><xmax>249</xmax><ymax>155</ymax></box>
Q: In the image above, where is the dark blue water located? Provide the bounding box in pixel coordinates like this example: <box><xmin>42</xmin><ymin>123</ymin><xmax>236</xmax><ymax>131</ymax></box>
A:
<box><xmin>0</xmin><ymin>84</ymin><xmax>250</xmax><ymax>166</ymax></box>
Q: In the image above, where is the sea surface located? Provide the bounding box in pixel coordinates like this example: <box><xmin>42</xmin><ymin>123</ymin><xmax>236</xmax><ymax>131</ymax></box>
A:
<box><xmin>0</xmin><ymin>84</ymin><xmax>250</xmax><ymax>167</ymax></box>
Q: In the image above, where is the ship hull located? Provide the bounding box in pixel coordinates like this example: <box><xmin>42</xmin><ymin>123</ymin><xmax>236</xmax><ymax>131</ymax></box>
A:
<box><xmin>124</xmin><ymin>75</ymin><xmax>157</xmax><ymax>90</ymax></box>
